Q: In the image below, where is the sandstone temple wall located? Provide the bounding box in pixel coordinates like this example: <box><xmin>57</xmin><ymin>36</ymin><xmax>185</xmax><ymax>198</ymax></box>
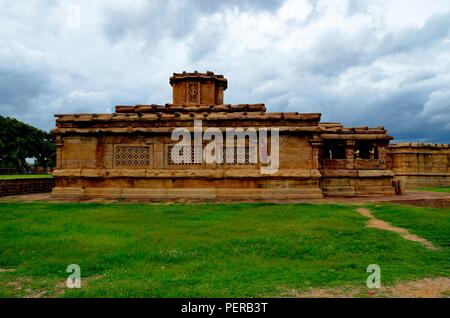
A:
<box><xmin>388</xmin><ymin>143</ymin><xmax>450</xmax><ymax>188</ymax></box>
<box><xmin>52</xmin><ymin>133</ymin><xmax>324</xmax><ymax>200</ymax></box>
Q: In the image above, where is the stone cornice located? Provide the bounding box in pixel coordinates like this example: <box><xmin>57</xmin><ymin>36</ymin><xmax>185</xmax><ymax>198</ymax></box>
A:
<box><xmin>114</xmin><ymin>104</ymin><xmax>267</xmax><ymax>114</ymax></box>
<box><xmin>52</xmin><ymin>168</ymin><xmax>322</xmax><ymax>179</ymax></box>
<box><xmin>320</xmin><ymin>169</ymin><xmax>395</xmax><ymax>178</ymax></box>
<box><xmin>389</xmin><ymin>143</ymin><xmax>449</xmax><ymax>149</ymax></box>
<box><xmin>50</xmin><ymin>126</ymin><xmax>323</xmax><ymax>135</ymax></box>
<box><xmin>169</xmin><ymin>71</ymin><xmax>228</xmax><ymax>89</ymax></box>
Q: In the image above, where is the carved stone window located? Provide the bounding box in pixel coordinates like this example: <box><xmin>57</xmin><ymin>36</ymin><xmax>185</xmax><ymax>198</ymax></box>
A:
<box><xmin>167</xmin><ymin>145</ymin><xmax>203</xmax><ymax>166</ymax></box>
<box><xmin>222</xmin><ymin>146</ymin><xmax>257</xmax><ymax>166</ymax></box>
<box><xmin>166</xmin><ymin>144</ymin><xmax>258</xmax><ymax>166</ymax></box>
<box><xmin>224</xmin><ymin>146</ymin><xmax>235</xmax><ymax>164</ymax></box>
<box><xmin>114</xmin><ymin>145</ymin><xmax>152</xmax><ymax>167</ymax></box>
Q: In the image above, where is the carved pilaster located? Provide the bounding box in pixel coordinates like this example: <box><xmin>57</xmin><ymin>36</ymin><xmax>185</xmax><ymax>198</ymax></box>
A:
<box><xmin>346</xmin><ymin>140</ymin><xmax>356</xmax><ymax>169</ymax></box>
<box><xmin>378</xmin><ymin>146</ymin><xmax>387</xmax><ymax>169</ymax></box>
<box><xmin>153</xmin><ymin>137</ymin><xmax>164</xmax><ymax>169</ymax></box>
<box><xmin>310</xmin><ymin>136</ymin><xmax>323</xmax><ymax>170</ymax></box>
<box><xmin>55</xmin><ymin>136</ymin><xmax>64</xmax><ymax>169</ymax></box>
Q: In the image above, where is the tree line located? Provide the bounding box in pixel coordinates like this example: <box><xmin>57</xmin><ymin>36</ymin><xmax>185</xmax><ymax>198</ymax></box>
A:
<box><xmin>0</xmin><ymin>116</ymin><xmax>55</xmax><ymax>172</ymax></box>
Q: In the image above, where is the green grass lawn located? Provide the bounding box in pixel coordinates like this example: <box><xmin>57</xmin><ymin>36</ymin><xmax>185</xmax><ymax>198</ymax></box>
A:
<box><xmin>417</xmin><ymin>187</ymin><xmax>450</xmax><ymax>193</ymax></box>
<box><xmin>0</xmin><ymin>174</ymin><xmax>52</xmax><ymax>180</ymax></box>
<box><xmin>0</xmin><ymin>202</ymin><xmax>448</xmax><ymax>297</ymax></box>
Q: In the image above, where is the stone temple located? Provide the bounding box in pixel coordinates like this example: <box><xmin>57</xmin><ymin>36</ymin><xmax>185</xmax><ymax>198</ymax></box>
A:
<box><xmin>51</xmin><ymin>71</ymin><xmax>449</xmax><ymax>200</ymax></box>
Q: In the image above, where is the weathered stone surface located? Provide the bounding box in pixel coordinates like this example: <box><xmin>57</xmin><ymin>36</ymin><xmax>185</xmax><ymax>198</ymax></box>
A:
<box><xmin>121</xmin><ymin>188</ymin><xmax>167</xmax><ymax>198</ymax></box>
<box><xmin>84</xmin><ymin>188</ymin><xmax>122</xmax><ymax>198</ymax></box>
<box><xmin>167</xmin><ymin>188</ymin><xmax>216</xmax><ymax>199</ymax></box>
<box><xmin>358</xmin><ymin>170</ymin><xmax>395</xmax><ymax>178</ymax></box>
<box><xmin>0</xmin><ymin>179</ymin><xmax>54</xmax><ymax>197</ymax></box>
<box><xmin>388</xmin><ymin>143</ymin><xmax>450</xmax><ymax>188</ymax></box>
<box><xmin>51</xmin><ymin>187</ymin><xmax>84</xmax><ymax>198</ymax></box>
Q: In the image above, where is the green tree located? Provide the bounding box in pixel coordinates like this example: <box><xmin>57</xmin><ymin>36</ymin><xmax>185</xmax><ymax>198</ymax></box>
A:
<box><xmin>0</xmin><ymin>116</ymin><xmax>55</xmax><ymax>172</ymax></box>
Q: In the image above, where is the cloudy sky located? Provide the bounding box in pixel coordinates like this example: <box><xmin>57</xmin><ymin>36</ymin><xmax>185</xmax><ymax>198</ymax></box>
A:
<box><xmin>1</xmin><ymin>0</ymin><xmax>449</xmax><ymax>142</ymax></box>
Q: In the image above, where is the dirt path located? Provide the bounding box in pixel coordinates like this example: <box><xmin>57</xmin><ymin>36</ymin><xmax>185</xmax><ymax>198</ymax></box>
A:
<box><xmin>287</xmin><ymin>277</ymin><xmax>450</xmax><ymax>298</ymax></box>
<box><xmin>356</xmin><ymin>208</ymin><xmax>438</xmax><ymax>250</ymax></box>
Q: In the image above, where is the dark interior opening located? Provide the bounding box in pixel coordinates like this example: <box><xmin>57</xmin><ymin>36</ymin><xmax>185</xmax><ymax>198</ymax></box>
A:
<box><xmin>356</xmin><ymin>142</ymin><xmax>378</xmax><ymax>159</ymax></box>
<box><xmin>323</xmin><ymin>142</ymin><xmax>346</xmax><ymax>160</ymax></box>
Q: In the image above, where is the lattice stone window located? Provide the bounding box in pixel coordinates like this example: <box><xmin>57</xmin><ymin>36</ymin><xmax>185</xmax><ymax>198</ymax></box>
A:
<box><xmin>222</xmin><ymin>146</ymin><xmax>257</xmax><ymax>165</ymax></box>
<box><xmin>168</xmin><ymin>145</ymin><xmax>203</xmax><ymax>166</ymax></box>
<box><xmin>166</xmin><ymin>144</ymin><xmax>258</xmax><ymax>166</ymax></box>
<box><xmin>224</xmin><ymin>147</ymin><xmax>235</xmax><ymax>164</ymax></box>
<box><xmin>114</xmin><ymin>145</ymin><xmax>152</xmax><ymax>167</ymax></box>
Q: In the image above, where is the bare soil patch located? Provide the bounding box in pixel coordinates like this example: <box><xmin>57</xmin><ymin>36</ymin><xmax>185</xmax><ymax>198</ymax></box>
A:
<box><xmin>0</xmin><ymin>268</ymin><xmax>16</xmax><ymax>273</ymax></box>
<box><xmin>287</xmin><ymin>277</ymin><xmax>450</xmax><ymax>298</ymax></box>
<box><xmin>356</xmin><ymin>208</ymin><xmax>438</xmax><ymax>250</ymax></box>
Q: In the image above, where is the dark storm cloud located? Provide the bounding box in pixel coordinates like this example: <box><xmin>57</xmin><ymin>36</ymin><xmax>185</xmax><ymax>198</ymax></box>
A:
<box><xmin>287</xmin><ymin>11</ymin><xmax>450</xmax><ymax>142</ymax></box>
<box><xmin>102</xmin><ymin>0</ymin><xmax>284</xmax><ymax>44</ymax></box>
<box><xmin>0</xmin><ymin>41</ymin><xmax>52</xmax><ymax>116</ymax></box>
<box><xmin>378</xmin><ymin>12</ymin><xmax>450</xmax><ymax>56</ymax></box>
<box><xmin>299</xmin><ymin>11</ymin><xmax>450</xmax><ymax>77</ymax></box>
<box><xmin>298</xmin><ymin>72</ymin><xmax>450</xmax><ymax>142</ymax></box>
<box><xmin>0</xmin><ymin>68</ymin><xmax>50</xmax><ymax>114</ymax></box>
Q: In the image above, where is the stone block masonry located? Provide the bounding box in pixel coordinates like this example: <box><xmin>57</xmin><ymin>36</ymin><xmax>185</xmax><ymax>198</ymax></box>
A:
<box><xmin>388</xmin><ymin>143</ymin><xmax>450</xmax><ymax>188</ymax></box>
<box><xmin>0</xmin><ymin>178</ymin><xmax>55</xmax><ymax>197</ymax></box>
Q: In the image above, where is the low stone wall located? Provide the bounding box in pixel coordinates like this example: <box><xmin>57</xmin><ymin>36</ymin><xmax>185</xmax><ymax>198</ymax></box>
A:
<box><xmin>0</xmin><ymin>178</ymin><xmax>55</xmax><ymax>197</ymax></box>
<box><xmin>388</xmin><ymin>143</ymin><xmax>450</xmax><ymax>188</ymax></box>
<box><xmin>320</xmin><ymin>170</ymin><xmax>395</xmax><ymax>196</ymax></box>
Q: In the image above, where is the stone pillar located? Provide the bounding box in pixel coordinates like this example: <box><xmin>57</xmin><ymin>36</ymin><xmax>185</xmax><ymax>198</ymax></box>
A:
<box><xmin>95</xmin><ymin>136</ymin><xmax>105</xmax><ymax>169</ymax></box>
<box><xmin>378</xmin><ymin>145</ymin><xmax>387</xmax><ymax>169</ymax></box>
<box><xmin>153</xmin><ymin>137</ymin><xmax>164</xmax><ymax>169</ymax></box>
<box><xmin>346</xmin><ymin>140</ymin><xmax>356</xmax><ymax>169</ymax></box>
<box><xmin>309</xmin><ymin>136</ymin><xmax>322</xmax><ymax>170</ymax></box>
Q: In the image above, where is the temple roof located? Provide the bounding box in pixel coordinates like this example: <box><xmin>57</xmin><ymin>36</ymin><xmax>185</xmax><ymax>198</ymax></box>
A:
<box><xmin>52</xmin><ymin>71</ymin><xmax>393</xmax><ymax>141</ymax></box>
<box><xmin>170</xmin><ymin>71</ymin><xmax>227</xmax><ymax>90</ymax></box>
<box><xmin>318</xmin><ymin>123</ymin><xmax>392</xmax><ymax>140</ymax></box>
<box><xmin>53</xmin><ymin>111</ymin><xmax>392</xmax><ymax>141</ymax></box>
<box><xmin>54</xmin><ymin>111</ymin><xmax>322</xmax><ymax>124</ymax></box>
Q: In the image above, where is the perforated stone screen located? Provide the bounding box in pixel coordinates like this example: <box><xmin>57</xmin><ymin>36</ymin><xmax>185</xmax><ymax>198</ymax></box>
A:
<box><xmin>222</xmin><ymin>147</ymin><xmax>256</xmax><ymax>165</ymax></box>
<box><xmin>168</xmin><ymin>145</ymin><xmax>203</xmax><ymax>166</ymax></box>
<box><xmin>114</xmin><ymin>145</ymin><xmax>152</xmax><ymax>167</ymax></box>
<box><xmin>167</xmin><ymin>144</ymin><xmax>257</xmax><ymax>166</ymax></box>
